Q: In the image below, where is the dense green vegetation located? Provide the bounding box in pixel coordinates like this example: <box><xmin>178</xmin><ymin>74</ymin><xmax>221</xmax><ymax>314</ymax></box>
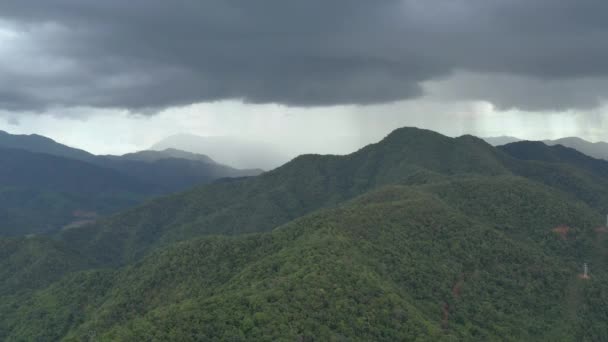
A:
<box><xmin>0</xmin><ymin>129</ymin><xmax>262</xmax><ymax>193</ymax></box>
<box><xmin>0</xmin><ymin>147</ymin><xmax>158</xmax><ymax>236</ymax></box>
<box><xmin>3</xmin><ymin>127</ymin><xmax>608</xmax><ymax>340</ymax></box>
<box><xmin>0</xmin><ymin>132</ymin><xmax>261</xmax><ymax>236</ymax></box>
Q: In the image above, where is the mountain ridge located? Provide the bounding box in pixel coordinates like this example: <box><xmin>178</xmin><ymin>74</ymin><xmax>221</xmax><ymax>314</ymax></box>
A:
<box><xmin>3</xmin><ymin>126</ymin><xmax>608</xmax><ymax>340</ymax></box>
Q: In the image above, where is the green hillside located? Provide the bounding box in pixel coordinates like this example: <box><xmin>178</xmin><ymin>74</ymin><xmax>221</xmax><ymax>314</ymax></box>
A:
<box><xmin>3</xmin><ymin>178</ymin><xmax>608</xmax><ymax>341</ymax></box>
<box><xmin>59</xmin><ymin>128</ymin><xmax>510</xmax><ymax>265</ymax></box>
<box><xmin>3</xmin><ymin>127</ymin><xmax>608</xmax><ymax>340</ymax></box>
<box><xmin>0</xmin><ymin>147</ymin><xmax>159</xmax><ymax>236</ymax></box>
<box><xmin>0</xmin><ymin>132</ymin><xmax>261</xmax><ymax>237</ymax></box>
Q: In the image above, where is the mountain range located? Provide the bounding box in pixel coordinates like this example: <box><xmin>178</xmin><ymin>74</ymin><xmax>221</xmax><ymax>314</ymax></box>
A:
<box><xmin>2</xmin><ymin>127</ymin><xmax>608</xmax><ymax>340</ymax></box>
<box><xmin>151</xmin><ymin>133</ymin><xmax>290</xmax><ymax>170</ymax></box>
<box><xmin>0</xmin><ymin>130</ymin><xmax>262</xmax><ymax>236</ymax></box>
<box><xmin>484</xmin><ymin>135</ymin><xmax>608</xmax><ymax>161</ymax></box>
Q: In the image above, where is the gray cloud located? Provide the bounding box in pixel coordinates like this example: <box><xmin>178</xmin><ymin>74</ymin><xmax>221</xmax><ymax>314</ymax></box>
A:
<box><xmin>1</xmin><ymin>0</ymin><xmax>608</xmax><ymax>111</ymax></box>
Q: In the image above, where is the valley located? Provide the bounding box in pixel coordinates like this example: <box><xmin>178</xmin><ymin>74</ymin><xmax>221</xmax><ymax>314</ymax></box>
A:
<box><xmin>2</xmin><ymin>127</ymin><xmax>608</xmax><ymax>340</ymax></box>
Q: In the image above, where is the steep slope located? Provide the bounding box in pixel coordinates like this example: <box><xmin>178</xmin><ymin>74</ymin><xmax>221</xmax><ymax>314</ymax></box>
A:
<box><xmin>483</xmin><ymin>135</ymin><xmax>608</xmax><ymax>162</ymax></box>
<box><xmin>544</xmin><ymin>137</ymin><xmax>608</xmax><ymax>161</ymax></box>
<box><xmin>5</xmin><ymin>127</ymin><xmax>608</xmax><ymax>340</ymax></box>
<box><xmin>501</xmin><ymin>141</ymin><xmax>608</xmax><ymax>179</ymax></box>
<box><xmin>59</xmin><ymin>128</ymin><xmax>608</xmax><ymax>268</ymax></box>
<box><xmin>0</xmin><ymin>237</ymin><xmax>94</xmax><ymax>296</ymax></box>
<box><xmin>3</xmin><ymin>179</ymin><xmax>607</xmax><ymax>341</ymax></box>
<box><xmin>60</xmin><ymin>128</ymin><xmax>510</xmax><ymax>265</ymax></box>
<box><xmin>499</xmin><ymin>141</ymin><xmax>608</xmax><ymax>211</ymax></box>
<box><xmin>62</xmin><ymin>128</ymin><xmax>608</xmax><ymax>266</ymax></box>
<box><xmin>0</xmin><ymin>130</ymin><xmax>96</xmax><ymax>162</ymax></box>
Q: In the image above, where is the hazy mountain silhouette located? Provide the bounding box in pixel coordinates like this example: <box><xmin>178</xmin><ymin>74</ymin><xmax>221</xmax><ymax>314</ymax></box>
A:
<box><xmin>151</xmin><ymin>134</ymin><xmax>290</xmax><ymax>170</ymax></box>
<box><xmin>0</xmin><ymin>130</ymin><xmax>262</xmax><ymax>192</ymax></box>
<box><xmin>0</xmin><ymin>147</ymin><xmax>159</xmax><ymax>236</ymax></box>
<box><xmin>483</xmin><ymin>136</ymin><xmax>523</xmax><ymax>146</ymax></box>
<box><xmin>0</xmin><ymin>130</ymin><xmax>96</xmax><ymax>162</ymax></box>
<box><xmin>543</xmin><ymin>137</ymin><xmax>608</xmax><ymax>161</ymax></box>
<box><xmin>485</xmin><ymin>135</ymin><xmax>608</xmax><ymax>161</ymax></box>
<box><xmin>0</xmin><ymin>131</ymin><xmax>262</xmax><ymax>235</ymax></box>
<box><xmin>105</xmin><ymin>148</ymin><xmax>217</xmax><ymax>164</ymax></box>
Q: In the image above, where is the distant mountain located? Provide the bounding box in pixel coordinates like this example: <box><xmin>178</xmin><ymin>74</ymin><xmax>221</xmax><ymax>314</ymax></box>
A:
<box><xmin>484</xmin><ymin>135</ymin><xmax>608</xmax><ymax>162</ymax></box>
<box><xmin>5</xmin><ymin>127</ymin><xmax>608</xmax><ymax>340</ymax></box>
<box><xmin>151</xmin><ymin>134</ymin><xmax>289</xmax><ymax>170</ymax></box>
<box><xmin>543</xmin><ymin>137</ymin><xmax>608</xmax><ymax>161</ymax></box>
<box><xmin>105</xmin><ymin>148</ymin><xmax>217</xmax><ymax>164</ymax></box>
<box><xmin>0</xmin><ymin>130</ymin><xmax>262</xmax><ymax>192</ymax></box>
<box><xmin>61</xmin><ymin>128</ymin><xmax>608</xmax><ymax>267</ymax></box>
<box><xmin>97</xmin><ymin>154</ymin><xmax>262</xmax><ymax>192</ymax></box>
<box><xmin>482</xmin><ymin>136</ymin><xmax>523</xmax><ymax>146</ymax></box>
<box><xmin>0</xmin><ymin>131</ymin><xmax>262</xmax><ymax>236</ymax></box>
<box><xmin>0</xmin><ymin>130</ymin><xmax>96</xmax><ymax>162</ymax></box>
<box><xmin>0</xmin><ymin>147</ymin><xmax>160</xmax><ymax>236</ymax></box>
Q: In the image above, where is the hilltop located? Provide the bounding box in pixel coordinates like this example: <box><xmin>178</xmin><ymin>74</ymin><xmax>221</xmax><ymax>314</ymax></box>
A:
<box><xmin>483</xmin><ymin>134</ymin><xmax>608</xmax><ymax>161</ymax></box>
<box><xmin>0</xmin><ymin>131</ymin><xmax>262</xmax><ymax>236</ymax></box>
<box><xmin>2</xmin><ymin>127</ymin><xmax>608</xmax><ymax>340</ymax></box>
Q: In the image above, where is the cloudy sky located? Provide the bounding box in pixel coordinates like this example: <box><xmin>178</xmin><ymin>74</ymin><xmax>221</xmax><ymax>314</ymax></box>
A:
<box><xmin>1</xmin><ymin>0</ymin><xmax>608</xmax><ymax>157</ymax></box>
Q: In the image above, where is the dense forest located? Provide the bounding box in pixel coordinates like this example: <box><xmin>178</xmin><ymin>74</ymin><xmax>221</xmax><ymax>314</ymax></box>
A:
<box><xmin>0</xmin><ymin>131</ymin><xmax>261</xmax><ymax>236</ymax></box>
<box><xmin>2</xmin><ymin>127</ymin><xmax>608</xmax><ymax>340</ymax></box>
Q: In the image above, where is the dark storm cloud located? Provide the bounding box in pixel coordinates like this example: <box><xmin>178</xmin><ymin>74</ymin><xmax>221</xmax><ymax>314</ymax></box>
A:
<box><xmin>1</xmin><ymin>0</ymin><xmax>608</xmax><ymax>111</ymax></box>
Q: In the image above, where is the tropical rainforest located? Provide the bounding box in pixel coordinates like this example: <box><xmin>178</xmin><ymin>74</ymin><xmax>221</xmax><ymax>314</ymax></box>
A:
<box><xmin>2</xmin><ymin>127</ymin><xmax>608</xmax><ymax>341</ymax></box>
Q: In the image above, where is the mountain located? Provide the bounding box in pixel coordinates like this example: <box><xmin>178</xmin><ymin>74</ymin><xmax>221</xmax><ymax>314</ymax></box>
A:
<box><xmin>62</xmin><ymin>128</ymin><xmax>511</xmax><ymax>265</ymax></box>
<box><xmin>543</xmin><ymin>137</ymin><xmax>608</xmax><ymax>161</ymax></box>
<box><xmin>107</xmin><ymin>148</ymin><xmax>217</xmax><ymax>164</ymax></box>
<box><xmin>151</xmin><ymin>134</ymin><xmax>289</xmax><ymax>170</ymax></box>
<box><xmin>483</xmin><ymin>136</ymin><xmax>523</xmax><ymax>146</ymax></box>
<box><xmin>97</xmin><ymin>152</ymin><xmax>262</xmax><ymax>193</ymax></box>
<box><xmin>0</xmin><ymin>130</ymin><xmax>96</xmax><ymax>162</ymax></box>
<box><xmin>0</xmin><ymin>131</ymin><xmax>261</xmax><ymax>236</ymax></box>
<box><xmin>3</xmin><ymin>127</ymin><xmax>608</xmax><ymax>340</ymax></box>
<box><xmin>0</xmin><ymin>147</ymin><xmax>160</xmax><ymax>236</ymax></box>
<box><xmin>483</xmin><ymin>135</ymin><xmax>608</xmax><ymax>162</ymax></box>
<box><xmin>0</xmin><ymin>130</ymin><xmax>263</xmax><ymax>191</ymax></box>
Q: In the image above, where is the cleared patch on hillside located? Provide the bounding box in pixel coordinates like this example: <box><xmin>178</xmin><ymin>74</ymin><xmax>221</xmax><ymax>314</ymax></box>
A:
<box><xmin>552</xmin><ymin>225</ymin><xmax>571</xmax><ymax>240</ymax></box>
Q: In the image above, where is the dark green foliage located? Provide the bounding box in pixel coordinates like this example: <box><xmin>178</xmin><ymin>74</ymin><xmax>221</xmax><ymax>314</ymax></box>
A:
<box><xmin>4</xmin><ymin>184</ymin><xmax>605</xmax><ymax>341</ymax></box>
<box><xmin>0</xmin><ymin>132</ymin><xmax>261</xmax><ymax>236</ymax></box>
<box><xmin>60</xmin><ymin>128</ymin><xmax>511</xmax><ymax>265</ymax></box>
<box><xmin>0</xmin><ymin>237</ymin><xmax>93</xmax><ymax>296</ymax></box>
<box><xmin>4</xmin><ymin>127</ymin><xmax>608</xmax><ymax>340</ymax></box>
<box><xmin>0</xmin><ymin>147</ymin><xmax>158</xmax><ymax>236</ymax></box>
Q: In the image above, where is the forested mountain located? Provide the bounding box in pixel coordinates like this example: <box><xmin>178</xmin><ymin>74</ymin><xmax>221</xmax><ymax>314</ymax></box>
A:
<box><xmin>543</xmin><ymin>137</ymin><xmax>608</xmax><ymax>161</ymax></box>
<box><xmin>0</xmin><ymin>131</ymin><xmax>261</xmax><ymax>236</ymax></box>
<box><xmin>96</xmin><ymin>155</ymin><xmax>262</xmax><ymax>193</ymax></box>
<box><xmin>0</xmin><ymin>130</ymin><xmax>96</xmax><ymax>162</ymax></box>
<box><xmin>484</xmin><ymin>134</ymin><xmax>608</xmax><ymax>162</ymax></box>
<box><xmin>3</xmin><ymin>127</ymin><xmax>608</xmax><ymax>340</ymax></box>
<box><xmin>0</xmin><ymin>130</ymin><xmax>262</xmax><ymax>192</ymax></box>
<box><xmin>0</xmin><ymin>147</ymin><xmax>159</xmax><ymax>236</ymax></box>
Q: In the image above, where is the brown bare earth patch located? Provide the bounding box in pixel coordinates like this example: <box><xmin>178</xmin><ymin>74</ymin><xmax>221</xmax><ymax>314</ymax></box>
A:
<box><xmin>595</xmin><ymin>227</ymin><xmax>608</xmax><ymax>234</ymax></box>
<box><xmin>578</xmin><ymin>274</ymin><xmax>591</xmax><ymax>280</ymax></box>
<box><xmin>452</xmin><ymin>279</ymin><xmax>464</xmax><ymax>299</ymax></box>
<box><xmin>441</xmin><ymin>303</ymin><xmax>450</xmax><ymax>330</ymax></box>
<box><xmin>552</xmin><ymin>225</ymin><xmax>570</xmax><ymax>240</ymax></box>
